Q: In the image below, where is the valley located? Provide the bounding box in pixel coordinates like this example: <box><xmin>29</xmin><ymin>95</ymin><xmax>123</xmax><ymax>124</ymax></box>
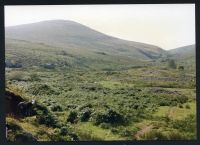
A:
<box><xmin>5</xmin><ymin>20</ymin><xmax>196</xmax><ymax>141</ymax></box>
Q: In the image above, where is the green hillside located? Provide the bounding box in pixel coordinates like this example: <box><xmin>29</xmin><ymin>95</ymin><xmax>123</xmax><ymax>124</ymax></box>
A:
<box><xmin>5</xmin><ymin>20</ymin><xmax>196</xmax><ymax>141</ymax></box>
<box><xmin>6</xmin><ymin>20</ymin><xmax>166</xmax><ymax>60</ymax></box>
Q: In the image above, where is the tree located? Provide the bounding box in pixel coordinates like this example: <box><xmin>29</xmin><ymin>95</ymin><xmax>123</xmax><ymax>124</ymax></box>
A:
<box><xmin>67</xmin><ymin>110</ymin><xmax>78</xmax><ymax>123</ymax></box>
<box><xmin>178</xmin><ymin>66</ymin><xmax>184</xmax><ymax>70</ymax></box>
<box><xmin>168</xmin><ymin>59</ymin><xmax>176</xmax><ymax>69</ymax></box>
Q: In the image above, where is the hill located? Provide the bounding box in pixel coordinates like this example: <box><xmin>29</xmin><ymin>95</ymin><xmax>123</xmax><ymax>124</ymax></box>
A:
<box><xmin>167</xmin><ymin>44</ymin><xmax>195</xmax><ymax>71</ymax></box>
<box><xmin>5</xmin><ymin>20</ymin><xmax>166</xmax><ymax>61</ymax></box>
<box><xmin>168</xmin><ymin>44</ymin><xmax>195</xmax><ymax>57</ymax></box>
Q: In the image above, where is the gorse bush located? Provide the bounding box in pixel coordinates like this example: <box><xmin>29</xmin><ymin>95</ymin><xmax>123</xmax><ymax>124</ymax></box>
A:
<box><xmin>51</xmin><ymin>105</ymin><xmax>63</xmax><ymax>112</ymax></box>
<box><xmin>172</xmin><ymin>114</ymin><xmax>196</xmax><ymax>133</ymax></box>
<box><xmin>67</xmin><ymin>110</ymin><xmax>78</xmax><ymax>123</ymax></box>
<box><xmin>80</xmin><ymin>108</ymin><xmax>92</xmax><ymax>122</ymax></box>
<box><xmin>60</xmin><ymin>126</ymin><xmax>68</xmax><ymax>135</ymax></box>
<box><xmin>37</xmin><ymin>113</ymin><xmax>58</xmax><ymax>127</ymax></box>
<box><xmin>94</xmin><ymin>109</ymin><xmax>125</xmax><ymax>125</ymax></box>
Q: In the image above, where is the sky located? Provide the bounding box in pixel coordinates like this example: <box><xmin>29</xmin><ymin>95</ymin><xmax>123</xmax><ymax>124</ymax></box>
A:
<box><xmin>5</xmin><ymin>4</ymin><xmax>195</xmax><ymax>50</ymax></box>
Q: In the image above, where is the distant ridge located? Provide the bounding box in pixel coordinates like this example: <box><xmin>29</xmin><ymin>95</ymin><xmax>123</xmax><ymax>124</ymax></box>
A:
<box><xmin>6</xmin><ymin>20</ymin><xmax>166</xmax><ymax>60</ymax></box>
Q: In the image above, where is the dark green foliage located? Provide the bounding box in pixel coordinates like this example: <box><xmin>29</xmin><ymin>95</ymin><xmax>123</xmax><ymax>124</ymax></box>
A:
<box><xmin>178</xmin><ymin>66</ymin><xmax>184</xmax><ymax>70</ymax></box>
<box><xmin>67</xmin><ymin>110</ymin><xmax>78</xmax><ymax>123</ymax></box>
<box><xmin>168</xmin><ymin>59</ymin><xmax>177</xmax><ymax>69</ymax></box>
<box><xmin>37</xmin><ymin>113</ymin><xmax>58</xmax><ymax>127</ymax></box>
<box><xmin>178</xmin><ymin>104</ymin><xmax>183</xmax><ymax>108</ymax></box>
<box><xmin>7</xmin><ymin>122</ymin><xmax>22</xmax><ymax>133</ymax></box>
<box><xmin>60</xmin><ymin>126</ymin><xmax>68</xmax><ymax>135</ymax></box>
<box><xmin>48</xmin><ymin>128</ymin><xmax>72</xmax><ymax>141</ymax></box>
<box><xmin>95</xmin><ymin>109</ymin><xmax>125</xmax><ymax>125</ymax></box>
<box><xmin>185</xmin><ymin>104</ymin><xmax>191</xmax><ymax>109</ymax></box>
<box><xmin>68</xmin><ymin>132</ymin><xmax>79</xmax><ymax>141</ymax></box>
<box><xmin>28</xmin><ymin>83</ymin><xmax>59</xmax><ymax>95</ymax></box>
<box><xmin>80</xmin><ymin>108</ymin><xmax>92</xmax><ymax>122</ymax></box>
<box><xmin>172</xmin><ymin>115</ymin><xmax>196</xmax><ymax>133</ymax></box>
<box><xmin>51</xmin><ymin>105</ymin><xmax>63</xmax><ymax>112</ymax></box>
<box><xmin>33</xmin><ymin>103</ymin><xmax>49</xmax><ymax>115</ymax></box>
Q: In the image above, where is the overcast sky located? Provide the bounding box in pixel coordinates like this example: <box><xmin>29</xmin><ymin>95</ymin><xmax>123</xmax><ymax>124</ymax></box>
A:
<box><xmin>5</xmin><ymin>4</ymin><xmax>195</xmax><ymax>50</ymax></box>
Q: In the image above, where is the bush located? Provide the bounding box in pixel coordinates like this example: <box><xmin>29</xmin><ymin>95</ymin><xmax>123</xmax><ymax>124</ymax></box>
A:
<box><xmin>166</xmin><ymin>131</ymin><xmax>185</xmax><ymax>140</ymax></box>
<box><xmin>60</xmin><ymin>126</ymin><xmax>68</xmax><ymax>136</ymax></box>
<box><xmin>178</xmin><ymin>66</ymin><xmax>184</xmax><ymax>70</ymax></box>
<box><xmin>99</xmin><ymin>123</ymin><xmax>110</xmax><ymax>129</ymax></box>
<box><xmin>172</xmin><ymin>114</ymin><xmax>196</xmax><ymax>133</ymax></box>
<box><xmin>51</xmin><ymin>105</ymin><xmax>63</xmax><ymax>112</ymax></box>
<box><xmin>67</xmin><ymin>110</ymin><xmax>78</xmax><ymax>123</ymax></box>
<box><xmin>49</xmin><ymin>128</ymin><xmax>72</xmax><ymax>141</ymax></box>
<box><xmin>80</xmin><ymin>108</ymin><xmax>91</xmax><ymax>122</ymax></box>
<box><xmin>7</xmin><ymin>121</ymin><xmax>22</xmax><ymax>133</ymax></box>
<box><xmin>95</xmin><ymin>109</ymin><xmax>125</xmax><ymax>125</ymax></box>
<box><xmin>178</xmin><ymin>104</ymin><xmax>183</xmax><ymax>108</ymax></box>
<box><xmin>37</xmin><ymin>113</ymin><xmax>58</xmax><ymax>127</ymax></box>
<box><xmin>168</xmin><ymin>59</ymin><xmax>176</xmax><ymax>69</ymax></box>
<box><xmin>185</xmin><ymin>104</ymin><xmax>191</xmax><ymax>109</ymax></box>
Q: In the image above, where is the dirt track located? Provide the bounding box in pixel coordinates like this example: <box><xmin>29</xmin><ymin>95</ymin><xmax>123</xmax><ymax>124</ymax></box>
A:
<box><xmin>134</xmin><ymin>124</ymin><xmax>154</xmax><ymax>139</ymax></box>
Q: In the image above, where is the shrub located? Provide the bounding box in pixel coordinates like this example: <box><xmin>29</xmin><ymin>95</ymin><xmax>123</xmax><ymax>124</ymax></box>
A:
<box><xmin>178</xmin><ymin>66</ymin><xmax>184</xmax><ymax>70</ymax></box>
<box><xmin>95</xmin><ymin>109</ymin><xmax>125</xmax><ymax>125</ymax></box>
<box><xmin>51</xmin><ymin>105</ymin><xmax>63</xmax><ymax>112</ymax></box>
<box><xmin>185</xmin><ymin>104</ymin><xmax>191</xmax><ymax>109</ymax></box>
<box><xmin>80</xmin><ymin>108</ymin><xmax>91</xmax><ymax>122</ymax></box>
<box><xmin>178</xmin><ymin>104</ymin><xmax>183</xmax><ymax>108</ymax></box>
<box><xmin>37</xmin><ymin>113</ymin><xmax>58</xmax><ymax>127</ymax></box>
<box><xmin>99</xmin><ymin>123</ymin><xmax>110</xmax><ymax>129</ymax></box>
<box><xmin>49</xmin><ymin>128</ymin><xmax>72</xmax><ymax>141</ymax></box>
<box><xmin>168</xmin><ymin>59</ymin><xmax>177</xmax><ymax>69</ymax></box>
<box><xmin>60</xmin><ymin>126</ymin><xmax>68</xmax><ymax>136</ymax></box>
<box><xmin>166</xmin><ymin>131</ymin><xmax>185</xmax><ymax>140</ymax></box>
<box><xmin>172</xmin><ymin>114</ymin><xmax>196</xmax><ymax>133</ymax></box>
<box><xmin>67</xmin><ymin>110</ymin><xmax>78</xmax><ymax>123</ymax></box>
<box><xmin>7</xmin><ymin>121</ymin><xmax>22</xmax><ymax>133</ymax></box>
<box><xmin>68</xmin><ymin>132</ymin><xmax>79</xmax><ymax>141</ymax></box>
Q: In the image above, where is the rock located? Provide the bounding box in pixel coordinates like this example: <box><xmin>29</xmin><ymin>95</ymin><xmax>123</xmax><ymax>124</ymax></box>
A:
<box><xmin>14</xmin><ymin>132</ymin><xmax>37</xmax><ymax>142</ymax></box>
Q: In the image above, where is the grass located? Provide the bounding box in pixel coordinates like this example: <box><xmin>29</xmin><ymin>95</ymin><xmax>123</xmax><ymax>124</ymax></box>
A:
<box><xmin>153</xmin><ymin>101</ymin><xmax>196</xmax><ymax>120</ymax></box>
<box><xmin>74</xmin><ymin>122</ymin><xmax>124</xmax><ymax>140</ymax></box>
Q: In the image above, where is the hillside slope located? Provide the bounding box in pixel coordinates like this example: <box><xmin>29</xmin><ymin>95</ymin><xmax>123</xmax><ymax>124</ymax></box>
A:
<box><xmin>168</xmin><ymin>44</ymin><xmax>195</xmax><ymax>57</ymax></box>
<box><xmin>167</xmin><ymin>44</ymin><xmax>195</xmax><ymax>71</ymax></box>
<box><xmin>5</xmin><ymin>20</ymin><xmax>166</xmax><ymax>60</ymax></box>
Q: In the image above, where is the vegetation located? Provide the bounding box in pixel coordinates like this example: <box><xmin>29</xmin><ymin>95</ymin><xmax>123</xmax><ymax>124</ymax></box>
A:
<box><xmin>5</xmin><ymin>20</ymin><xmax>196</xmax><ymax>141</ymax></box>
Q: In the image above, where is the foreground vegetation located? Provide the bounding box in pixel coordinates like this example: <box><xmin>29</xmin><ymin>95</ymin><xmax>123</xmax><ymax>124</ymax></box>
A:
<box><xmin>6</xmin><ymin>62</ymin><xmax>196</xmax><ymax>141</ymax></box>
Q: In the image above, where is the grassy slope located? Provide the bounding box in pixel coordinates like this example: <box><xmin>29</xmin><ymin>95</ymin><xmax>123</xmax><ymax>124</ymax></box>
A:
<box><xmin>5</xmin><ymin>24</ymin><xmax>196</xmax><ymax>141</ymax></box>
<box><xmin>5</xmin><ymin>20</ymin><xmax>166</xmax><ymax>60</ymax></box>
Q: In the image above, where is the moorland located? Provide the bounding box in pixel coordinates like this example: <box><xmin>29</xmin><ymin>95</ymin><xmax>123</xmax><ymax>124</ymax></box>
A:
<box><xmin>5</xmin><ymin>20</ymin><xmax>196</xmax><ymax>141</ymax></box>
